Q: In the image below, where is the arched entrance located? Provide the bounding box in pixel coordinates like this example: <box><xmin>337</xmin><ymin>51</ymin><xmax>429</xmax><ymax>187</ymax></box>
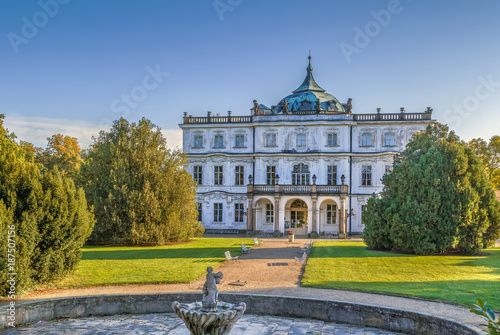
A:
<box><xmin>285</xmin><ymin>199</ymin><xmax>308</xmax><ymax>235</ymax></box>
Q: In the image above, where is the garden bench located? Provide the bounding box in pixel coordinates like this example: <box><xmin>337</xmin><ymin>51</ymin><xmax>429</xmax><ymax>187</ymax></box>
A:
<box><xmin>300</xmin><ymin>244</ymin><xmax>311</xmax><ymax>254</ymax></box>
<box><xmin>294</xmin><ymin>252</ymin><xmax>308</xmax><ymax>264</ymax></box>
<box><xmin>304</xmin><ymin>240</ymin><xmax>313</xmax><ymax>248</ymax></box>
<box><xmin>241</xmin><ymin>244</ymin><xmax>252</xmax><ymax>254</ymax></box>
<box><xmin>254</xmin><ymin>238</ymin><xmax>263</xmax><ymax>247</ymax></box>
<box><xmin>224</xmin><ymin>251</ymin><xmax>239</xmax><ymax>263</ymax></box>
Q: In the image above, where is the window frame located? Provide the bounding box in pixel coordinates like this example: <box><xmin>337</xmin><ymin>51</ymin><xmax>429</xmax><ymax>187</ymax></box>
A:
<box><xmin>326</xmin><ymin>204</ymin><xmax>337</xmax><ymax>224</ymax></box>
<box><xmin>193</xmin><ymin>165</ymin><xmax>203</xmax><ymax>185</ymax></box>
<box><xmin>361</xmin><ymin>133</ymin><xmax>373</xmax><ymax>147</ymax></box>
<box><xmin>214</xmin><ymin>166</ymin><xmax>223</xmax><ymax>185</ymax></box>
<box><xmin>265</xmin><ymin>133</ymin><xmax>277</xmax><ymax>147</ymax></box>
<box><xmin>214</xmin><ymin>134</ymin><xmax>224</xmax><ymax>148</ymax></box>
<box><xmin>327</xmin><ymin>165</ymin><xmax>337</xmax><ymax>186</ymax></box>
<box><xmin>296</xmin><ymin>133</ymin><xmax>306</xmax><ymax>147</ymax></box>
<box><xmin>193</xmin><ymin>135</ymin><xmax>203</xmax><ymax>148</ymax></box>
<box><xmin>235</xmin><ymin>166</ymin><xmax>244</xmax><ymax>186</ymax></box>
<box><xmin>213</xmin><ymin>203</ymin><xmax>223</xmax><ymax>222</ymax></box>
<box><xmin>197</xmin><ymin>202</ymin><xmax>203</xmax><ymax>222</ymax></box>
<box><xmin>327</xmin><ymin>133</ymin><xmax>338</xmax><ymax>147</ymax></box>
<box><xmin>266</xmin><ymin>165</ymin><xmax>276</xmax><ymax>185</ymax></box>
<box><xmin>361</xmin><ymin>165</ymin><xmax>372</xmax><ymax>186</ymax></box>
<box><xmin>265</xmin><ymin>203</ymin><xmax>274</xmax><ymax>224</ymax></box>
<box><xmin>384</xmin><ymin>132</ymin><xmax>396</xmax><ymax>147</ymax></box>
<box><xmin>234</xmin><ymin>203</ymin><xmax>244</xmax><ymax>223</ymax></box>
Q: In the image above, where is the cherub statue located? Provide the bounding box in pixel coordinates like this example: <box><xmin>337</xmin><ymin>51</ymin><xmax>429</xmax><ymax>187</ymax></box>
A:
<box><xmin>202</xmin><ymin>266</ymin><xmax>223</xmax><ymax>308</ymax></box>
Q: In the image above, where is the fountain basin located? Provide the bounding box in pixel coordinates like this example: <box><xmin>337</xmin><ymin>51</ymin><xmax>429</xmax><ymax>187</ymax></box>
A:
<box><xmin>172</xmin><ymin>300</ymin><xmax>246</xmax><ymax>335</ymax></box>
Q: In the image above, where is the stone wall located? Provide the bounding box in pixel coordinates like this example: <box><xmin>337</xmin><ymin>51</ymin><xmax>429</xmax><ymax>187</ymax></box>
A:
<box><xmin>0</xmin><ymin>293</ymin><xmax>480</xmax><ymax>334</ymax></box>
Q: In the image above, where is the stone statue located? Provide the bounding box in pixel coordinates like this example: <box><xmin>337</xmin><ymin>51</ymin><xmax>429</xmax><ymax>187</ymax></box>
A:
<box><xmin>315</xmin><ymin>99</ymin><xmax>321</xmax><ymax>113</ymax></box>
<box><xmin>282</xmin><ymin>99</ymin><xmax>289</xmax><ymax>114</ymax></box>
<box><xmin>346</xmin><ymin>98</ymin><xmax>352</xmax><ymax>113</ymax></box>
<box><xmin>253</xmin><ymin>100</ymin><xmax>259</xmax><ymax>115</ymax></box>
<box><xmin>202</xmin><ymin>266</ymin><xmax>223</xmax><ymax>311</ymax></box>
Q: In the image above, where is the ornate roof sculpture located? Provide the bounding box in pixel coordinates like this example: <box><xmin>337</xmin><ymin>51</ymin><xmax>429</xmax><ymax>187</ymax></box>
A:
<box><xmin>253</xmin><ymin>56</ymin><xmax>351</xmax><ymax>115</ymax></box>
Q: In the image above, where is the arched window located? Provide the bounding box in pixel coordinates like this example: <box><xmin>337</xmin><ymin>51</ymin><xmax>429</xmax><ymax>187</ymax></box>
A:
<box><xmin>292</xmin><ymin>163</ymin><xmax>310</xmax><ymax>185</ymax></box>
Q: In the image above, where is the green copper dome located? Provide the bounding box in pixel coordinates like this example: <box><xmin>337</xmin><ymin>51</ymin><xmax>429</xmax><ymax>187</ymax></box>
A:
<box><xmin>274</xmin><ymin>56</ymin><xmax>347</xmax><ymax>114</ymax></box>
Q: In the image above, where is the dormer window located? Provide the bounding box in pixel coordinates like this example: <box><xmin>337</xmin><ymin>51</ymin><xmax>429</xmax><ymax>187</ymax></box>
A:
<box><xmin>361</xmin><ymin>133</ymin><xmax>373</xmax><ymax>147</ymax></box>
<box><xmin>296</xmin><ymin>134</ymin><xmax>306</xmax><ymax>147</ymax></box>
<box><xmin>214</xmin><ymin>135</ymin><xmax>224</xmax><ymax>148</ymax></box>
<box><xmin>384</xmin><ymin>133</ymin><xmax>396</xmax><ymax>147</ymax></box>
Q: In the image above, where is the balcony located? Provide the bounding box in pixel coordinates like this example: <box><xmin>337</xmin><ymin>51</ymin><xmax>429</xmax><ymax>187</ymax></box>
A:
<box><xmin>248</xmin><ymin>184</ymin><xmax>348</xmax><ymax>195</ymax></box>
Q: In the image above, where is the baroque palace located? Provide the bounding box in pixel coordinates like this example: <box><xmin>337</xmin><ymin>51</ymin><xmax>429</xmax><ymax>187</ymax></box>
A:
<box><xmin>180</xmin><ymin>57</ymin><xmax>434</xmax><ymax>237</ymax></box>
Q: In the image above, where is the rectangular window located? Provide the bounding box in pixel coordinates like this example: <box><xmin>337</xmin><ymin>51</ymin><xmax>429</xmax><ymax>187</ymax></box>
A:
<box><xmin>197</xmin><ymin>203</ymin><xmax>202</xmax><ymax>221</ymax></box>
<box><xmin>194</xmin><ymin>135</ymin><xmax>203</xmax><ymax>148</ymax></box>
<box><xmin>214</xmin><ymin>135</ymin><xmax>224</xmax><ymax>148</ymax></box>
<box><xmin>235</xmin><ymin>166</ymin><xmax>244</xmax><ymax>186</ymax></box>
<box><xmin>193</xmin><ymin>166</ymin><xmax>203</xmax><ymax>185</ymax></box>
<box><xmin>266</xmin><ymin>203</ymin><xmax>274</xmax><ymax>223</ymax></box>
<box><xmin>265</xmin><ymin>133</ymin><xmax>276</xmax><ymax>147</ymax></box>
<box><xmin>362</xmin><ymin>165</ymin><xmax>372</xmax><ymax>186</ymax></box>
<box><xmin>327</xmin><ymin>133</ymin><xmax>338</xmax><ymax>147</ymax></box>
<box><xmin>214</xmin><ymin>166</ymin><xmax>223</xmax><ymax>185</ymax></box>
<box><xmin>234</xmin><ymin>203</ymin><xmax>244</xmax><ymax>223</ymax></box>
<box><xmin>266</xmin><ymin>166</ymin><xmax>276</xmax><ymax>185</ymax></box>
<box><xmin>214</xmin><ymin>203</ymin><xmax>223</xmax><ymax>222</ymax></box>
<box><xmin>384</xmin><ymin>133</ymin><xmax>396</xmax><ymax>146</ymax></box>
<box><xmin>361</xmin><ymin>133</ymin><xmax>373</xmax><ymax>147</ymax></box>
<box><xmin>385</xmin><ymin>165</ymin><xmax>392</xmax><ymax>174</ymax></box>
<box><xmin>326</xmin><ymin>204</ymin><xmax>337</xmax><ymax>224</ymax></box>
<box><xmin>235</xmin><ymin>134</ymin><xmax>245</xmax><ymax>147</ymax></box>
<box><xmin>327</xmin><ymin>166</ymin><xmax>337</xmax><ymax>186</ymax></box>
<box><xmin>297</xmin><ymin>133</ymin><xmax>306</xmax><ymax>147</ymax></box>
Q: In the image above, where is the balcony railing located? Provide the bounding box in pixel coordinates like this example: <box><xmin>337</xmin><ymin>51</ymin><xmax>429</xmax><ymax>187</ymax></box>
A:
<box><xmin>183</xmin><ymin>111</ymin><xmax>432</xmax><ymax>124</ymax></box>
<box><xmin>248</xmin><ymin>184</ymin><xmax>348</xmax><ymax>195</ymax></box>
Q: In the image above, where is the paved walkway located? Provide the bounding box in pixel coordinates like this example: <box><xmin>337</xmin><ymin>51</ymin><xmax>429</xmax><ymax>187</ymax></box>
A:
<box><xmin>4</xmin><ymin>313</ymin><xmax>405</xmax><ymax>334</ymax></box>
<box><xmin>14</xmin><ymin>238</ymin><xmax>484</xmax><ymax>332</ymax></box>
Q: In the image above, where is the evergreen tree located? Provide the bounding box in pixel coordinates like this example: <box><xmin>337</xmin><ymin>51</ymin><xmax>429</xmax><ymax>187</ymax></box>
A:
<box><xmin>0</xmin><ymin>114</ymin><xmax>94</xmax><ymax>296</ymax></box>
<box><xmin>363</xmin><ymin>123</ymin><xmax>500</xmax><ymax>255</ymax></box>
<box><xmin>81</xmin><ymin>117</ymin><xmax>202</xmax><ymax>245</ymax></box>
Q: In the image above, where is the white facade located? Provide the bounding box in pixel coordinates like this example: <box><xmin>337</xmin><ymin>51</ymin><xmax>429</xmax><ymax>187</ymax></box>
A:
<box><xmin>180</xmin><ymin>59</ymin><xmax>434</xmax><ymax>237</ymax></box>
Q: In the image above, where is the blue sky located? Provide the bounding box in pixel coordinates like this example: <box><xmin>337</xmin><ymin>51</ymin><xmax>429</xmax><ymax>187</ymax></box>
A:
<box><xmin>1</xmin><ymin>0</ymin><xmax>499</xmax><ymax>149</ymax></box>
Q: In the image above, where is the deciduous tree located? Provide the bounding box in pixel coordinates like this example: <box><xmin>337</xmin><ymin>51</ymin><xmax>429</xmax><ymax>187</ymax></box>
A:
<box><xmin>81</xmin><ymin>117</ymin><xmax>202</xmax><ymax>245</ymax></box>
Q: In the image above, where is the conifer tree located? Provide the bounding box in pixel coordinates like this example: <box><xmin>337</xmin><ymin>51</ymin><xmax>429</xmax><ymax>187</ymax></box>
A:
<box><xmin>363</xmin><ymin>123</ymin><xmax>500</xmax><ymax>255</ymax></box>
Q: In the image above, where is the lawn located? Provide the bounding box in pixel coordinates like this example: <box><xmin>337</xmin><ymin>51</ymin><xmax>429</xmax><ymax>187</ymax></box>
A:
<box><xmin>55</xmin><ymin>238</ymin><xmax>255</xmax><ymax>288</ymax></box>
<box><xmin>302</xmin><ymin>241</ymin><xmax>500</xmax><ymax>308</ymax></box>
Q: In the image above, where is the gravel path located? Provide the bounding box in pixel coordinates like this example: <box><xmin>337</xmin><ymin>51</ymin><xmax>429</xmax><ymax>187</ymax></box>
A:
<box><xmin>14</xmin><ymin>238</ymin><xmax>484</xmax><ymax>331</ymax></box>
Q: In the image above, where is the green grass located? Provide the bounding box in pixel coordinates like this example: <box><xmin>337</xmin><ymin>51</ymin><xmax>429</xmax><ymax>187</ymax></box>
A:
<box><xmin>302</xmin><ymin>241</ymin><xmax>500</xmax><ymax>307</ymax></box>
<box><xmin>55</xmin><ymin>238</ymin><xmax>254</xmax><ymax>288</ymax></box>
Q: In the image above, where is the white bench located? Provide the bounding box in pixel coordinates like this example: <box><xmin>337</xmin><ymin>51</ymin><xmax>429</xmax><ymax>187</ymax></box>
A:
<box><xmin>295</xmin><ymin>252</ymin><xmax>308</xmax><ymax>264</ymax></box>
<box><xmin>254</xmin><ymin>238</ymin><xmax>263</xmax><ymax>247</ymax></box>
<box><xmin>241</xmin><ymin>244</ymin><xmax>252</xmax><ymax>254</ymax></box>
<box><xmin>300</xmin><ymin>244</ymin><xmax>312</xmax><ymax>254</ymax></box>
<box><xmin>225</xmin><ymin>251</ymin><xmax>239</xmax><ymax>263</ymax></box>
<box><xmin>304</xmin><ymin>240</ymin><xmax>313</xmax><ymax>248</ymax></box>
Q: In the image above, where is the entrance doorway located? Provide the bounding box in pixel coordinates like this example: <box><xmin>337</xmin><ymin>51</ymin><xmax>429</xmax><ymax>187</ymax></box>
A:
<box><xmin>285</xmin><ymin>199</ymin><xmax>308</xmax><ymax>235</ymax></box>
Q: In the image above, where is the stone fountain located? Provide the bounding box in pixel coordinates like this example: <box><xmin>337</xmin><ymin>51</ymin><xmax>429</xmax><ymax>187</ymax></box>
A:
<box><xmin>172</xmin><ymin>267</ymin><xmax>246</xmax><ymax>335</ymax></box>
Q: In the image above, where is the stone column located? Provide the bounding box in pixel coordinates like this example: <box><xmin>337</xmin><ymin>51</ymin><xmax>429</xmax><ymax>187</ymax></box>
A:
<box><xmin>273</xmin><ymin>196</ymin><xmax>280</xmax><ymax>237</ymax></box>
<box><xmin>311</xmin><ymin>196</ymin><xmax>318</xmax><ymax>238</ymax></box>
<box><xmin>339</xmin><ymin>196</ymin><xmax>346</xmax><ymax>239</ymax></box>
<box><xmin>252</xmin><ymin>207</ymin><xmax>257</xmax><ymax>233</ymax></box>
<box><xmin>247</xmin><ymin>197</ymin><xmax>253</xmax><ymax>233</ymax></box>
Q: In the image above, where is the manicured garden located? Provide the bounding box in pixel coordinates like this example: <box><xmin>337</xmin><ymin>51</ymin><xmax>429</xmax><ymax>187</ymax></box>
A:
<box><xmin>302</xmin><ymin>241</ymin><xmax>500</xmax><ymax>307</ymax></box>
<box><xmin>55</xmin><ymin>238</ymin><xmax>254</xmax><ymax>288</ymax></box>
